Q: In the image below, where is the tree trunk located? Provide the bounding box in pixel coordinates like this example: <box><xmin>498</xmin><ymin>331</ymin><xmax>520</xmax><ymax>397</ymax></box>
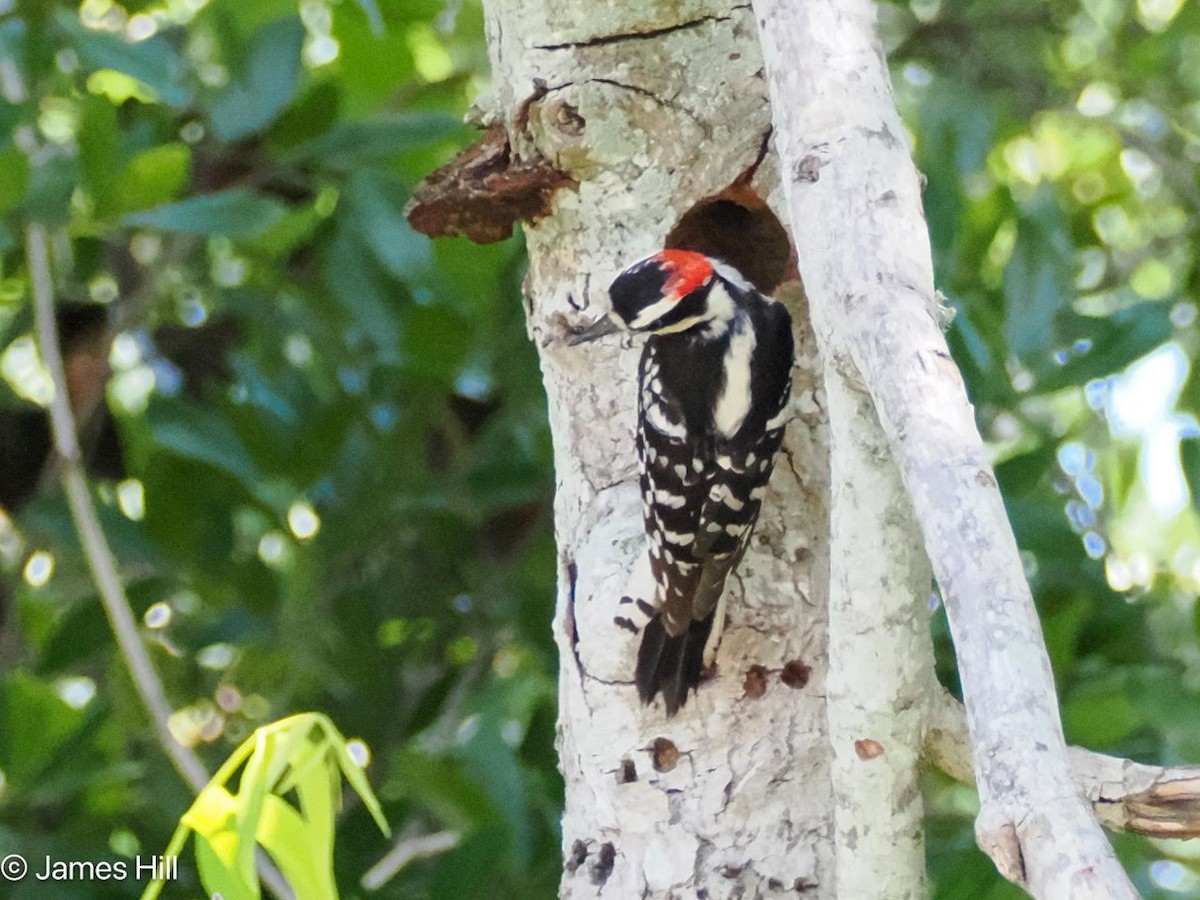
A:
<box><xmin>478</xmin><ymin>1</ymin><xmax>849</xmax><ymax>896</ymax></box>
<box><xmin>471</xmin><ymin>1</ymin><xmax>944</xmax><ymax>896</ymax></box>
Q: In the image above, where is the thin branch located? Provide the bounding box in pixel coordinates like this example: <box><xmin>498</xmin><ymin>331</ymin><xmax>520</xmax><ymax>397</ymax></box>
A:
<box><xmin>25</xmin><ymin>224</ymin><xmax>293</xmax><ymax>900</ymax></box>
<box><xmin>927</xmin><ymin>690</ymin><xmax>1200</xmax><ymax>838</ymax></box>
<box><xmin>360</xmin><ymin>829</ymin><xmax>461</xmax><ymax>891</ymax></box>
<box><xmin>28</xmin><ymin>222</ymin><xmax>208</xmax><ymax>789</ymax></box>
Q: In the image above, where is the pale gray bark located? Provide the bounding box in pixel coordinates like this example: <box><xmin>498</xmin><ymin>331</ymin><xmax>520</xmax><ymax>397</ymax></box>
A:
<box><xmin>750</xmin><ymin>0</ymin><xmax>1138</xmax><ymax>896</ymax></box>
<box><xmin>479</xmin><ymin>2</ymin><xmax>843</xmax><ymax>896</ymax></box>
<box><xmin>822</xmin><ymin>374</ymin><xmax>934</xmax><ymax>900</ymax></box>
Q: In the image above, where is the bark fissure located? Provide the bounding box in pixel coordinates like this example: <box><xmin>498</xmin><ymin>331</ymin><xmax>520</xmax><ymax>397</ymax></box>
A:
<box><xmin>531</xmin><ymin>8</ymin><xmax>750</xmax><ymax>51</ymax></box>
<box><xmin>553</xmin><ymin>77</ymin><xmax>711</xmax><ymax>134</ymax></box>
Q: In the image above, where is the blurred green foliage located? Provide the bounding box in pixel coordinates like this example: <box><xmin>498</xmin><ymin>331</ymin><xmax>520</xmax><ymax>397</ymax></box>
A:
<box><xmin>0</xmin><ymin>1</ymin><xmax>559</xmax><ymax>898</ymax></box>
<box><xmin>1</xmin><ymin>0</ymin><xmax>1200</xmax><ymax>897</ymax></box>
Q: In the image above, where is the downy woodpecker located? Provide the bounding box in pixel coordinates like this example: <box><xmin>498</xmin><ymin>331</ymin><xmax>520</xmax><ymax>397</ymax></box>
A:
<box><xmin>571</xmin><ymin>251</ymin><xmax>794</xmax><ymax>715</ymax></box>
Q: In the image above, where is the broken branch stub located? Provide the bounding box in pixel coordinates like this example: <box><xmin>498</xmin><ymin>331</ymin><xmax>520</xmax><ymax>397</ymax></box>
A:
<box><xmin>405</xmin><ymin>124</ymin><xmax>576</xmax><ymax>244</ymax></box>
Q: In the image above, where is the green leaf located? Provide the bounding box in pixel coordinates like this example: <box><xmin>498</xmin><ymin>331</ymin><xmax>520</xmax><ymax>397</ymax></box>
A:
<box><xmin>270</xmin><ymin>80</ymin><xmax>341</xmax><ymax>148</ymax></box>
<box><xmin>1063</xmin><ymin>676</ymin><xmax>1143</xmax><ymax>748</ymax></box>
<box><xmin>994</xmin><ymin>443</ymin><xmax>1056</xmax><ymax>497</ymax></box>
<box><xmin>403</xmin><ymin>306</ymin><xmax>471</xmax><ymax>382</ymax></box>
<box><xmin>55</xmin><ymin>9</ymin><xmax>191</xmax><ymax>107</ymax></box>
<box><xmin>1003</xmin><ymin>193</ymin><xmax>1072</xmax><ymax>360</ymax></box>
<box><xmin>0</xmin><ymin>671</ymin><xmax>83</xmax><ymax>786</ymax></box>
<box><xmin>124</xmin><ymin>189</ymin><xmax>287</xmax><ymax>238</ymax></box>
<box><xmin>146</xmin><ymin>714</ymin><xmax>387</xmax><ymax>900</ymax></box>
<box><xmin>195</xmin><ymin>831</ymin><xmax>261</xmax><ymax>900</ymax></box>
<box><xmin>431</xmin><ymin>827</ymin><xmax>508</xmax><ymax>900</ymax></box>
<box><xmin>182</xmin><ymin>783</ymin><xmax>239</xmax><ymax>841</ymax></box>
<box><xmin>323</xmin><ymin>224</ymin><xmax>401</xmax><ymax>359</ymax></box>
<box><xmin>0</xmin><ymin>149</ymin><xmax>29</xmax><ymax>212</ymax></box>
<box><xmin>1030</xmin><ymin>303</ymin><xmax>1173</xmax><ymax>393</ymax></box>
<box><xmin>37</xmin><ymin>600</ymin><xmax>111</xmax><ymax>673</ymax></box>
<box><xmin>388</xmin><ymin>749</ymin><xmax>500</xmax><ymax>831</ymax></box>
<box><xmin>330</xmin><ymin>7</ymin><xmax>416</xmax><ymax>115</ymax></box>
<box><xmin>290</xmin><ymin>747</ymin><xmax>337</xmax><ymax>866</ymax></box>
<box><xmin>322</xmin><ymin>722</ymin><xmax>389</xmax><ymax>837</ymax></box>
<box><xmin>201</xmin><ymin>0</ymin><xmax>300</xmax><ymax>35</ymax></box>
<box><xmin>113</xmin><ymin>143</ymin><xmax>192</xmax><ymax>215</ymax></box>
<box><xmin>232</xmin><ymin>732</ymin><xmax>274</xmax><ymax>886</ymax></box>
<box><xmin>344</xmin><ymin>170</ymin><xmax>432</xmax><ymax>278</ymax></box>
<box><xmin>78</xmin><ymin>96</ymin><xmax>120</xmax><ymax>212</ymax></box>
<box><xmin>285</xmin><ymin>113</ymin><xmax>464</xmax><ymax>165</ymax></box>
<box><xmin>211</xmin><ymin>18</ymin><xmax>307</xmax><ymax>142</ymax></box>
<box><xmin>25</xmin><ymin>154</ymin><xmax>77</xmax><ymax>224</ymax></box>
<box><xmin>146</xmin><ymin>400</ymin><xmax>264</xmax><ymax>489</ymax></box>
<box><xmin>258</xmin><ymin>795</ymin><xmax>338</xmax><ymax>900</ymax></box>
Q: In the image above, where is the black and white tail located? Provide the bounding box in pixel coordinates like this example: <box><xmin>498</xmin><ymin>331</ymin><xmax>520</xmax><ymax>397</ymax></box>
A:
<box><xmin>634</xmin><ymin>612</ymin><xmax>715</xmax><ymax>715</ymax></box>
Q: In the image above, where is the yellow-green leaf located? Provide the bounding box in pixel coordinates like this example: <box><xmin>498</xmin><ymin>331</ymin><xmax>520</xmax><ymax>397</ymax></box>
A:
<box><xmin>195</xmin><ymin>833</ymin><xmax>261</xmax><ymax>900</ymax></box>
<box><xmin>113</xmin><ymin>144</ymin><xmax>191</xmax><ymax>215</ymax></box>
<box><xmin>258</xmin><ymin>794</ymin><xmax>338</xmax><ymax>900</ymax></box>
<box><xmin>181</xmin><ymin>784</ymin><xmax>238</xmax><ymax>838</ymax></box>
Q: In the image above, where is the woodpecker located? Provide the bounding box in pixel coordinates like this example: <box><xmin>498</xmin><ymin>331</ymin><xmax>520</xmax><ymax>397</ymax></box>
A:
<box><xmin>571</xmin><ymin>250</ymin><xmax>794</xmax><ymax>715</ymax></box>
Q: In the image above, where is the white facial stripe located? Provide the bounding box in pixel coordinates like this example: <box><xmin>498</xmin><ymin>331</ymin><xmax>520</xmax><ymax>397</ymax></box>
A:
<box><xmin>652</xmin><ymin>314</ymin><xmax>709</xmax><ymax>335</ymax></box>
<box><xmin>631</xmin><ymin>279</ymin><xmax>731</xmax><ymax>333</ymax></box>
<box><xmin>630</xmin><ymin>296</ymin><xmax>681</xmax><ymax>330</ymax></box>
<box><xmin>713</xmin><ymin>315</ymin><xmax>757</xmax><ymax>437</ymax></box>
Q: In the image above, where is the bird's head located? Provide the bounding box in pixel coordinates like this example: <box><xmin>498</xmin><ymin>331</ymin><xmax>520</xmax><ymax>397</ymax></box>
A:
<box><xmin>569</xmin><ymin>250</ymin><xmax>736</xmax><ymax>345</ymax></box>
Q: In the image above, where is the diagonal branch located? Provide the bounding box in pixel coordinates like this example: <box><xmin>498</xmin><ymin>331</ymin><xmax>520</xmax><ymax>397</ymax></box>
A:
<box><xmin>749</xmin><ymin>0</ymin><xmax>1137</xmax><ymax>895</ymax></box>
<box><xmin>27</xmin><ymin>223</ymin><xmax>208</xmax><ymax>793</ymax></box>
<box><xmin>25</xmin><ymin>224</ymin><xmax>292</xmax><ymax>900</ymax></box>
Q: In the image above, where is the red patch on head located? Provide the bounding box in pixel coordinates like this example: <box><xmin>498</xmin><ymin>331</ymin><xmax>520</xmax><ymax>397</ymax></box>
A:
<box><xmin>655</xmin><ymin>250</ymin><xmax>714</xmax><ymax>301</ymax></box>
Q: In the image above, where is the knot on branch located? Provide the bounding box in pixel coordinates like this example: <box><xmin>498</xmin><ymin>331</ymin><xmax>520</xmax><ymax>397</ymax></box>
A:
<box><xmin>975</xmin><ymin>811</ymin><xmax>1026</xmax><ymax>886</ymax></box>
<box><xmin>405</xmin><ymin>124</ymin><xmax>576</xmax><ymax>244</ymax></box>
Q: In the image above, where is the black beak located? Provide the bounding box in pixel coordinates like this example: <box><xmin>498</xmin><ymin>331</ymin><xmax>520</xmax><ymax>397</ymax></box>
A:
<box><xmin>567</xmin><ymin>316</ymin><xmax>621</xmax><ymax>346</ymax></box>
